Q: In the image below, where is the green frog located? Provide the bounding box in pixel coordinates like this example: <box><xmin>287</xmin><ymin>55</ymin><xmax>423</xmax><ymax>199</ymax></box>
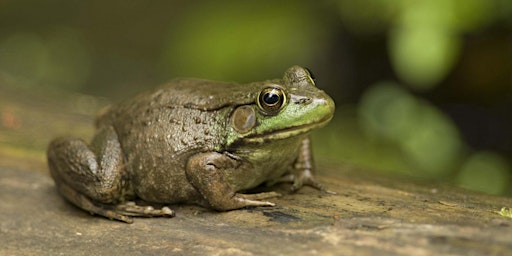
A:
<box><xmin>47</xmin><ymin>66</ymin><xmax>335</xmax><ymax>223</ymax></box>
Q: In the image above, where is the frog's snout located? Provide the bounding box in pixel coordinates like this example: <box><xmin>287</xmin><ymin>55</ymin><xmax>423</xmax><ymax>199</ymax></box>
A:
<box><xmin>317</xmin><ymin>96</ymin><xmax>335</xmax><ymax>119</ymax></box>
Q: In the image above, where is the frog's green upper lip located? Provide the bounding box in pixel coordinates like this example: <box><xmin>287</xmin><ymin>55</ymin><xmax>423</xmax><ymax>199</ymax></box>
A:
<box><xmin>243</xmin><ymin>114</ymin><xmax>333</xmax><ymax>143</ymax></box>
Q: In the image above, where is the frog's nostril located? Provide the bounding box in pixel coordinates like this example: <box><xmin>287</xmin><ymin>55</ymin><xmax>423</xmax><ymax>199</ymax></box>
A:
<box><xmin>295</xmin><ymin>97</ymin><xmax>312</xmax><ymax>105</ymax></box>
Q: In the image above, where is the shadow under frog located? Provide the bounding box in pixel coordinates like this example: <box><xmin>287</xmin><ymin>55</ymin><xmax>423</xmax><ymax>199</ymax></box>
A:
<box><xmin>47</xmin><ymin>66</ymin><xmax>335</xmax><ymax>223</ymax></box>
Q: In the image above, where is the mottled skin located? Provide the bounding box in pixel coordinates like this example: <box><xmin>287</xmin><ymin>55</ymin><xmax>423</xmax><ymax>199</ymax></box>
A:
<box><xmin>47</xmin><ymin>66</ymin><xmax>335</xmax><ymax>223</ymax></box>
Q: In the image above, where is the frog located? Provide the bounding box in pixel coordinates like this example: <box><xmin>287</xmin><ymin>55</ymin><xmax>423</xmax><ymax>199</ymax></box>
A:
<box><xmin>47</xmin><ymin>66</ymin><xmax>335</xmax><ymax>223</ymax></box>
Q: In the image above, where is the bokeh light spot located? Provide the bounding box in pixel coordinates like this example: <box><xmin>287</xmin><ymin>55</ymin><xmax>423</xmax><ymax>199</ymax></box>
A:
<box><xmin>399</xmin><ymin>104</ymin><xmax>464</xmax><ymax>177</ymax></box>
<box><xmin>389</xmin><ymin>27</ymin><xmax>460</xmax><ymax>90</ymax></box>
<box><xmin>359</xmin><ymin>83</ymin><xmax>464</xmax><ymax>177</ymax></box>
<box><xmin>358</xmin><ymin>82</ymin><xmax>418</xmax><ymax>140</ymax></box>
<box><xmin>457</xmin><ymin>152</ymin><xmax>510</xmax><ymax>195</ymax></box>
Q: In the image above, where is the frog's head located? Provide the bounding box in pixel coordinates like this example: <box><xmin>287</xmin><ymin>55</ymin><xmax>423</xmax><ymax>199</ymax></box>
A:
<box><xmin>226</xmin><ymin>66</ymin><xmax>335</xmax><ymax>146</ymax></box>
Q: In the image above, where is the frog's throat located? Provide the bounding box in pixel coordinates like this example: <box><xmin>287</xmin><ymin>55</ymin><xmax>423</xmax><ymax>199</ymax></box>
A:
<box><xmin>243</xmin><ymin>115</ymin><xmax>332</xmax><ymax>144</ymax></box>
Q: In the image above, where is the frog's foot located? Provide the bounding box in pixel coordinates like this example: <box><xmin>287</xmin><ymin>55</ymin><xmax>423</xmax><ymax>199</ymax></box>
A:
<box><xmin>57</xmin><ymin>183</ymin><xmax>175</xmax><ymax>223</ymax></box>
<box><xmin>57</xmin><ymin>183</ymin><xmax>135</xmax><ymax>224</ymax></box>
<box><xmin>233</xmin><ymin>195</ymin><xmax>276</xmax><ymax>208</ymax></box>
<box><xmin>114</xmin><ymin>201</ymin><xmax>175</xmax><ymax>218</ymax></box>
<box><xmin>237</xmin><ymin>191</ymin><xmax>282</xmax><ymax>200</ymax></box>
<box><xmin>231</xmin><ymin>192</ymin><xmax>282</xmax><ymax>208</ymax></box>
<box><xmin>271</xmin><ymin>172</ymin><xmax>336</xmax><ymax>194</ymax></box>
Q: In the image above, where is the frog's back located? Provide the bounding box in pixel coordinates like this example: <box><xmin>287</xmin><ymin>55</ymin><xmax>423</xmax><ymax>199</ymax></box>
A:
<box><xmin>98</xmin><ymin>79</ymin><xmax>238</xmax><ymax>203</ymax></box>
<box><xmin>100</xmin><ymin>78</ymin><xmax>262</xmax><ymax>156</ymax></box>
<box><xmin>114</xmin><ymin>78</ymin><xmax>259</xmax><ymax>112</ymax></box>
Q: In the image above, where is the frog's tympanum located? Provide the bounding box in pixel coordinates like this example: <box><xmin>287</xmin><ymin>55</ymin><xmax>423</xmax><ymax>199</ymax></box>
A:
<box><xmin>47</xmin><ymin>66</ymin><xmax>335</xmax><ymax>223</ymax></box>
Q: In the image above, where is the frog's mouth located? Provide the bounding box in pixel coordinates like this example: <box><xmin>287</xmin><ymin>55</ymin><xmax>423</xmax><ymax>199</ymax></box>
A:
<box><xmin>243</xmin><ymin>115</ymin><xmax>333</xmax><ymax>144</ymax></box>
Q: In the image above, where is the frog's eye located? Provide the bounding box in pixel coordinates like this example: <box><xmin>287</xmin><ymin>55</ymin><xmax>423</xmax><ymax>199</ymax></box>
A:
<box><xmin>305</xmin><ymin>67</ymin><xmax>316</xmax><ymax>86</ymax></box>
<box><xmin>305</xmin><ymin>67</ymin><xmax>316</xmax><ymax>81</ymax></box>
<box><xmin>257</xmin><ymin>86</ymin><xmax>287</xmax><ymax>115</ymax></box>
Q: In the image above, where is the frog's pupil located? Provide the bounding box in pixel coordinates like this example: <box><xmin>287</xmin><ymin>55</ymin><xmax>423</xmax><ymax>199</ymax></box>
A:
<box><xmin>264</xmin><ymin>93</ymin><xmax>279</xmax><ymax>105</ymax></box>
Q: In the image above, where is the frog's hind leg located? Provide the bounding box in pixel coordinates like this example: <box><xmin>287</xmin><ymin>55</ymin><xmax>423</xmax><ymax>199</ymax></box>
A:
<box><xmin>48</xmin><ymin>126</ymin><xmax>176</xmax><ymax>223</ymax></box>
<box><xmin>57</xmin><ymin>182</ymin><xmax>135</xmax><ymax>223</ymax></box>
<box><xmin>47</xmin><ymin>126</ymin><xmax>131</xmax><ymax>221</ymax></box>
<box><xmin>56</xmin><ymin>183</ymin><xmax>175</xmax><ymax>223</ymax></box>
<box><xmin>55</xmin><ymin>181</ymin><xmax>175</xmax><ymax>223</ymax></box>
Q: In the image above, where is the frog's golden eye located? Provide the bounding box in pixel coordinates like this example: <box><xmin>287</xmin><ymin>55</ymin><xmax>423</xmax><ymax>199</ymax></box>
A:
<box><xmin>305</xmin><ymin>67</ymin><xmax>316</xmax><ymax>86</ymax></box>
<box><xmin>305</xmin><ymin>67</ymin><xmax>316</xmax><ymax>80</ymax></box>
<box><xmin>257</xmin><ymin>86</ymin><xmax>286</xmax><ymax>115</ymax></box>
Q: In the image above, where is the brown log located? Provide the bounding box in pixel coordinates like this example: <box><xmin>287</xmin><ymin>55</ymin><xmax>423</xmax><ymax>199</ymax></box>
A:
<box><xmin>1</xmin><ymin>84</ymin><xmax>511</xmax><ymax>255</ymax></box>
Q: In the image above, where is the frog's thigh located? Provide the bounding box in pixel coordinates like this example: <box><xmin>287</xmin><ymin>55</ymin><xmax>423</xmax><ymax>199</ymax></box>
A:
<box><xmin>186</xmin><ymin>152</ymin><xmax>276</xmax><ymax>211</ymax></box>
<box><xmin>47</xmin><ymin>126</ymin><xmax>124</xmax><ymax>204</ymax></box>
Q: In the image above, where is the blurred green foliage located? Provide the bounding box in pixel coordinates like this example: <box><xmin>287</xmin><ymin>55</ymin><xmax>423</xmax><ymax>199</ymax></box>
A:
<box><xmin>0</xmin><ymin>27</ymin><xmax>91</xmax><ymax>90</ymax></box>
<box><xmin>1</xmin><ymin>0</ymin><xmax>511</xmax><ymax>195</ymax></box>
<box><xmin>457</xmin><ymin>151</ymin><xmax>510</xmax><ymax>194</ymax></box>
<box><xmin>359</xmin><ymin>83</ymin><xmax>465</xmax><ymax>177</ymax></box>
<box><xmin>338</xmin><ymin>0</ymin><xmax>498</xmax><ymax>90</ymax></box>
<box><xmin>161</xmin><ymin>1</ymin><xmax>331</xmax><ymax>82</ymax></box>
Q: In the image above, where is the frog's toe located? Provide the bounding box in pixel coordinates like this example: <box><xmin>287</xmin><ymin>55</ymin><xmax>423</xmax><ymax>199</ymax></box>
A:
<box><xmin>104</xmin><ymin>212</ymin><xmax>134</xmax><ymax>223</ymax></box>
<box><xmin>85</xmin><ymin>203</ymin><xmax>134</xmax><ymax>223</ymax></box>
<box><xmin>301</xmin><ymin>178</ymin><xmax>336</xmax><ymax>195</ymax></box>
<box><xmin>288</xmin><ymin>172</ymin><xmax>336</xmax><ymax>194</ymax></box>
<box><xmin>114</xmin><ymin>202</ymin><xmax>176</xmax><ymax>218</ymax></box>
<box><xmin>290</xmin><ymin>179</ymin><xmax>304</xmax><ymax>192</ymax></box>
<box><xmin>237</xmin><ymin>191</ymin><xmax>282</xmax><ymax>200</ymax></box>
<box><xmin>305</xmin><ymin>179</ymin><xmax>336</xmax><ymax>194</ymax></box>
<box><xmin>234</xmin><ymin>197</ymin><xmax>276</xmax><ymax>208</ymax></box>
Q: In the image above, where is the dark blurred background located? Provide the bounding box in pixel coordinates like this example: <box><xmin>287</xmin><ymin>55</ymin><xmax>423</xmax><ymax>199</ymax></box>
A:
<box><xmin>1</xmin><ymin>0</ymin><xmax>511</xmax><ymax>195</ymax></box>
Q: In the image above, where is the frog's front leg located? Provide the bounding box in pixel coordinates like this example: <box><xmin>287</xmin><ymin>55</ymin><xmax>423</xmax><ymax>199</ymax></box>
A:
<box><xmin>271</xmin><ymin>137</ymin><xmax>334</xmax><ymax>194</ymax></box>
<box><xmin>186</xmin><ymin>152</ymin><xmax>279</xmax><ymax>211</ymax></box>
